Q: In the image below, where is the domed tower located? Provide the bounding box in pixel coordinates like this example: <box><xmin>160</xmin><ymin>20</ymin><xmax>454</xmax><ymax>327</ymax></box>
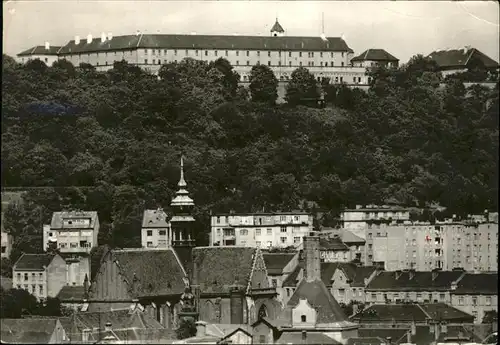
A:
<box><xmin>270</xmin><ymin>18</ymin><xmax>285</xmax><ymax>37</ymax></box>
<box><xmin>170</xmin><ymin>155</ymin><xmax>196</xmax><ymax>247</ymax></box>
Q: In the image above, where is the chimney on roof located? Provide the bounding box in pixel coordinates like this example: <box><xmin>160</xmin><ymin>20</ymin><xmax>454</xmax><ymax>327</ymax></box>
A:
<box><xmin>136</xmin><ymin>30</ymin><xmax>141</xmax><ymax>36</ymax></box>
<box><xmin>75</xmin><ymin>35</ymin><xmax>80</xmax><ymax>44</ymax></box>
<box><xmin>432</xmin><ymin>268</ymin><xmax>440</xmax><ymax>281</ymax></box>
<box><xmin>356</xmin><ymin>205</ymin><xmax>362</xmax><ymax>209</ymax></box>
<box><xmin>302</xmin><ymin>330</ymin><xmax>307</xmax><ymax>342</ymax></box>
<box><xmin>101</xmin><ymin>32</ymin><xmax>106</xmax><ymax>43</ymax></box>
<box><xmin>303</xmin><ymin>233</ymin><xmax>321</xmax><ymax>282</ymax></box>
<box><xmin>45</xmin><ymin>41</ymin><xmax>50</xmax><ymax>50</ymax></box>
<box><xmin>411</xmin><ymin>320</ymin><xmax>417</xmax><ymax>335</ymax></box>
<box><xmin>407</xmin><ymin>331</ymin><xmax>411</xmax><ymax>343</ymax></box>
<box><xmin>408</xmin><ymin>269</ymin><xmax>415</xmax><ymax>280</ymax></box>
<box><xmin>104</xmin><ymin>322</ymin><xmax>112</xmax><ymax>332</ymax></box>
<box><xmin>83</xmin><ymin>274</ymin><xmax>89</xmax><ymax>299</ymax></box>
<box><xmin>87</xmin><ymin>34</ymin><xmax>93</xmax><ymax>44</ymax></box>
<box><xmin>386</xmin><ymin>337</ymin><xmax>392</xmax><ymax>345</ymax></box>
<box><xmin>108</xmin><ymin>32</ymin><xmax>113</xmax><ymax>40</ymax></box>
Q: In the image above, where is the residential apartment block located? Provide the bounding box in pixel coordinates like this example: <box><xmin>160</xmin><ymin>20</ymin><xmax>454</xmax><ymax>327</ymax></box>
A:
<box><xmin>341</xmin><ymin>205</ymin><xmax>411</xmax><ymax>231</ymax></box>
<box><xmin>43</xmin><ymin>210</ymin><xmax>99</xmax><ymax>287</ymax></box>
<box><xmin>365</xmin><ymin>221</ymin><xmax>498</xmax><ymax>271</ymax></box>
<box><xmin>44</xmin><ymin>211</ymin><xmax>99</xmax><ymax>253</ymax></box>
<box><xmin>210</xmin><ymin>212</ymin><xmax>313</xmax><ymax>249</ymax></box>
<box><xmin>12</xmin><ymin>253</ymin><xmax>67</xmax><ymax>300</ymax></box>
<box><xmin>15</xmin><ymin>20</ymin><xmax>403</xmax><ymax>86</ymax></box>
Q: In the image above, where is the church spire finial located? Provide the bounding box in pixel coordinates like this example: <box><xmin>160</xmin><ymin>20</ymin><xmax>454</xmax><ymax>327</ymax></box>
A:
<box><xmin>178</xmin><ymin>155</ymin><xmax>187</xmax><ymax>188</ymax></box>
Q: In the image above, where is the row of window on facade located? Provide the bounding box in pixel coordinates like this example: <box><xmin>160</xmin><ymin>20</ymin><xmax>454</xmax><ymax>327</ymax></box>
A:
<box><xmin>145</xmin><ymin>229</ymin><xmax>168</xmax><ymax>237</ymax></box>
<box><xmin>57</xmin><ymin>241</ymin><xmax>91</xmax><ymax>248</ymax></box>
<box><xmin>216</xmin><ymin>215</ymin><xmax>302</xmax><ymax>224</ymax></box>
<box><xmin>217</xmin><ymin>226</ymin><xmax>302</xmax><ymax>236</ymax></box>
<box><xmin>233</xmin><ymin>237</ymin><xmax>302</xmax><ymax>246</ymax></box>
<box><xmin>15</xmin><ymin>284</ymin><xmax>44</xmax><ymax>295</ymax></box>
<box><xmin>142</xmin><ymin>58</ymin><xmax>347</xmax><ymax>68</ymax></box>
<box><xmin>145</xmin><ymin>48</ymin><xmax>346</xmax><ymax>58</ymax></box>
<box><xmin>146</xmin><ymin>240</ymin><xmax>168</xmax><ymax>247</ymax></box>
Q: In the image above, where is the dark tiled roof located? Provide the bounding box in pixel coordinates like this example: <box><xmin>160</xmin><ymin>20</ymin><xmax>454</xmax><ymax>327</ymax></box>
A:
<box><xmin>321</xmin><ymin>263</ymin><xmax>376</xmax><ymax>288</ymax></box>
<box><xmin>436</xmin><ymin>325</ymin><xmax>483</xmax><ymax>343</ymax></box>
<box><xmin>14</xmin><ymin>253</ymin><xmax>56</xmax><ymax>271</ymax></box>
<box><xmin>277</xmin><ymin>331</ymin><xmax>341</xmax><ymax>344</ymax></box>
<box><xmin>173</xmin><ymin>246</ymin><xmax>194</xmax><ymax>278</ymax></box>
<box><xmin>282</xmin><ymin>263</ymin><xmax>303</xmax><ymax>287</ymax></box>
<box><xmin>142</xmin><ymin>209</ymin><xmax>170</xmax><ymax>228</ymax></box>
<box><xmin>454</xmin><ymin>273</ymin><xmax>498</xmax><ymax>294</ymax></box>
<box><xmin>320</xmin><ymin>237</ymin><xmax>350</xmax><ymax>251</ymax></box>
<box><xmin>57</xmin><ymin>34</ymin><xmax>353</xmax><ymax>54</ymax></box>
<box><xmin>287</xmin><ymin>278</ymin><xmax>347</xmax><ymax>324</ymax></box>
<box><xmin>321</xmin><ymin>263</ymin><xmax>340</xmax><ymax>286</ymax></box>
<box><xmin>358</xmin><ymin>326</ymin><xmax>436</xmax><ymax>345</ymax></box>
<box><xmin>351</xmin><ymin>303</ymin><xmax>473</xmax><ymax>323</ymax></box>
<box><xmin>50</xmin><ymin>211</ymin><xmax>98</xmax><ymax>229</ymax></box>
<box><xmin>57</xmin><ymin>286</ymin><xmax>86</xmax><ymax>301</ymax></box>
<box><xmin>74</xmin><ymin>309</ymin><xmax>164</xmax><ymax>331</ymax></box>
<box><xmin>351</xmin><ymin>49</ymin><xmax>399</xmax><ymax>62</ymax></box>
<box><xmin>17</xmin><ymin>46</ymin><xmax>62</xmax><ymax>56</ymax></box>
<box><xmin>112</xmin><ymin>249</ymin><xmax>186</xmax><ymax>297</ymax></box>
<box><xmin>419</xmin><ymin>303</ymin><xmax>474</xmax><ymax>322</ymax></box>
<box><xmin>263</xmin><ymin>253</ymin><xmax>296</xmax><ymax>275</ymax></box>
<box><xmin>0</xmin><ymin>318</ymin><xmax>59</xmax><ymax>344</ymax></box>
<box><xmin>193</xmin><ymin>247</ymin><xmax>257</xmax><ymax>294</ymax></box>
<box><xmin>352</xmin><ymin>304</ymin><xmax>427</xmax><ymax>322</ymax></box>
<box><xmin>346</xmin><ymin>337</ymin><xmax>386</xmax><ymax>345</ymax></box>
<box><xmin>427</xmin><ymin>48</ymin><xmax>499</xmax><ymax>69</ymax></box>
<box><xmin>366</xmin><ymin>270</ymin><xmax>464</xmax><ymax>291</ymax></box>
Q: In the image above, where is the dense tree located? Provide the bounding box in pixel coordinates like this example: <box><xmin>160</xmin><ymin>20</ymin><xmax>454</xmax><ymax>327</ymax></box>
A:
<box><xmin>248</xmin><ymin>64</ymin><xmax>278</xmax><ymax>104</ymax></box>
<box><xmin>285</xmin><ymin>67</ymin><xmax>320</xmax><ymax>105</ymax></box>
<box><xmin>1</xmin><ymin>55</ymin><xmax>498</xmax><ymax>253</ymax></box>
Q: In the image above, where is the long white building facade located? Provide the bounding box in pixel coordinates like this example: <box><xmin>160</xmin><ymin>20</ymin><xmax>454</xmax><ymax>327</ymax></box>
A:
<box><xmin>15</xmin><ymin>20</ymin><xmax>398</xmax><ymax>86</ymax></box>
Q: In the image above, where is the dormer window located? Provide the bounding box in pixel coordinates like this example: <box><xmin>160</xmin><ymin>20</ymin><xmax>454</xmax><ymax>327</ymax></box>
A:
<box><xmin>301</xmin><ymin>315</ymin><xmax>307</xmax><ymax>322</ymax></box>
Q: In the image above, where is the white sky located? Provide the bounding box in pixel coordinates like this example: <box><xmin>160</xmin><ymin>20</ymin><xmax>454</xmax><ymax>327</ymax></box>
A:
<box><xmin>3</xmin><ymin>0</ymin><xmax>499</xmax><ymax>63</ymax></box>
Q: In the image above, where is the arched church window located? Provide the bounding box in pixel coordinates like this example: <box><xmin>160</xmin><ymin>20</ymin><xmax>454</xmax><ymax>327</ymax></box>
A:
<box><xmin>258</xmin><ymin>304</ymin><xmax>268</xmax><ymax>319</ymax></box>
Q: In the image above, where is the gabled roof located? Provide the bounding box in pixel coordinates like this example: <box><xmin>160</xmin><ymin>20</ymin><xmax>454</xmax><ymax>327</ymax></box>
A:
<box><xmin>339</xmin><ymin>229</ymin><xmax>365</xmax><ymax>244</ymax></box>
<box><xmin>277</xmin><ymin>331</ymin><xmax>341</xmax><ymax>344</ymax></box>
<box><xmin>263</xmin><ymin>252</ymin><xmax>296</xmax><ymax>275</ymax></box>
<box><xmin>427</xmin><ymin>48</ymin><xmax>499</xmax><ymax>69</ymax></box>
<box><xmin>14</xmin><ymin>253</ymin><xmax>58</xmax><ymax>271</ymax></box>
<box><xmin>57</xmin><ymin>34</ymin><xmax>353</xmax><ymax>55</ymax></box>
<box><xmin>453</xmin><ymin>273</ymin><xmax>498</xmax><ymax>295</ymax></box>
<box><xmin>57</xmin><ymin>286</ymin><xmax>86</xmax><ymax>301</ymax></box>
<box><xmin>351</xmin><ymin>49</ymin><xmax>399</xmax><ymax>62</ymax></box>
<box><xmin>50</xmin><ymin>211</ymin><xmax>98</xmax><ymax>229</ymax></box>
<box><xmin>142</xmin><ymin>209</ymin><xmax>170</xmax><ymax>228</ymax></box>
<box><xmin>0</xmin><ymin>318</ymin><xmax>60</xmax><ymax>344</ymax></box>
<box><xmin>282</xmin><ymin>262</ymin><xmax>303</xmax><ymax>287</ymax></box>
<box><xmin>72</xmin><ymin>309</ymin><xmax>164</xmax><ymax>331</ymax></box>
<box><xmin>320</xmin><ymin>237</ymin><xmax>350</xmax><ymax>251</ymax></box>
<box><xmin>17</xmin><ymin>46</ymin><xmax>62</xmax><ymax>56</ymax></box>
<box><xmin>351</xmin><ymin>303</ymin><xmax>474</xmax><ymax>323</ymax></box>
<box><xmin>110</xmin><ymin>249</ymin><xmax>186</xmax><ymax>297</ymax></box>
<box><xmin>192</xmin><ymin>246</ymin><xmax>257</xmax><ymax>294</ymax></box>
<box><xmin>287</xmin><ymin>278</ymin><xmax>348</xmax><ymax>324</ymax></box>
<box><xmin>271</xmin><ymin>20</ymin><xmax>285</xmax><ymax>33</ymax></box>
<box><xmin>328</xmin><ymin>263</ymin><xmax>377</xmax><ymax>288</ymax></box>
<box><xmin>366</xmin><ymin>270</ymin><xmax>464</xmax><ymax>291</ymax></box>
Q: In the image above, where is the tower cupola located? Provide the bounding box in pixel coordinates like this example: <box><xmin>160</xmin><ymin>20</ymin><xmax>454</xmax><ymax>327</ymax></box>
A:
<box><xmin>270</xmin><ymin>18</ymin><xmax>285</xmax><ymax>37</ymax></box>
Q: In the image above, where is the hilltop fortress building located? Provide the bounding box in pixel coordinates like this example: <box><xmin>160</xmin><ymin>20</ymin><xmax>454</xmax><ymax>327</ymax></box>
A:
<box><xmin>16</xmin><ymin>19</ymin><xmax>401</xmax><ymax>86</ymax></box>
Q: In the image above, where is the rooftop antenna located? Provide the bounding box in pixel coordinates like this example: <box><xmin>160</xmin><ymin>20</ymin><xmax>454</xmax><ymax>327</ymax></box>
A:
<box><xmin>322</xmin><ymin>12</ymin><xmax>325</xmax><ymax>35</ymax></box>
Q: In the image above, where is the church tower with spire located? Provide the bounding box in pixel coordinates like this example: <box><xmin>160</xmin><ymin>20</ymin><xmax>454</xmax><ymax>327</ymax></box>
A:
<box><xmin>170</xmin><ymin>155</ymin><xmax>196</xmax><ymax>247</ymax></box>
<box><xmin>270</xmin><ymin>18</ymin><xmax>285</xmax><ymax>37</ymax></box>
